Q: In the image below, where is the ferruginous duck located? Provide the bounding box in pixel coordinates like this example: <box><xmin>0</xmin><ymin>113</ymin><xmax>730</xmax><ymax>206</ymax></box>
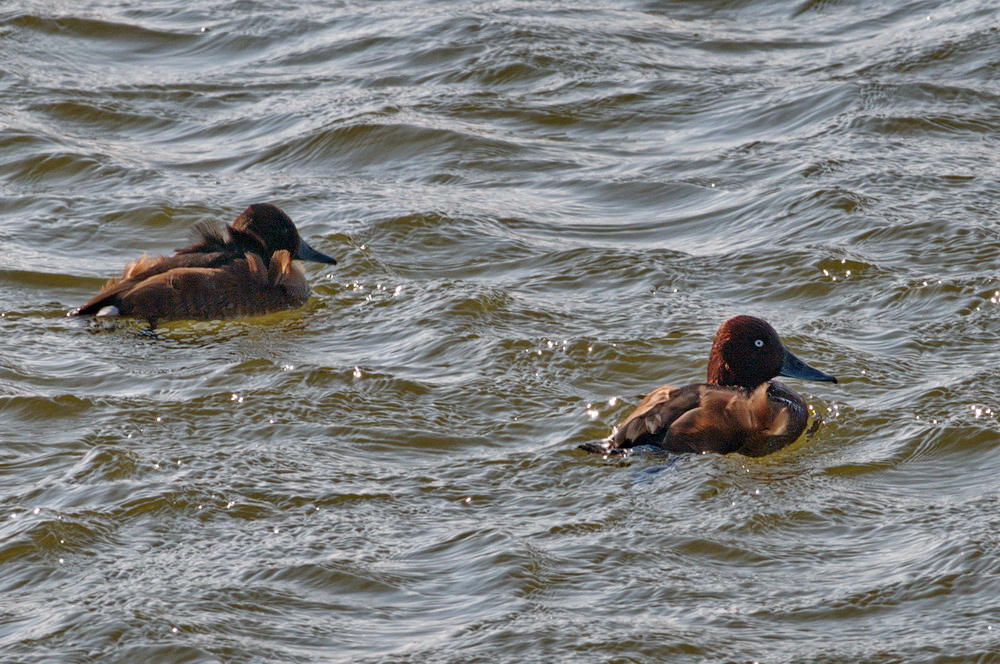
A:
<box><xmin>71</xmin><ymin>203</ymin><xmax>337</xmax><ymax>327</ymax></box>
<box><xmin>581</xmin><ymin>316</ymin><xmax>838</xmax><ymax>457</ymax></box>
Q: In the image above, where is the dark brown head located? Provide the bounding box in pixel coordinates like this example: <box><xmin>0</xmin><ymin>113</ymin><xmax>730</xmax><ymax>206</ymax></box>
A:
<box><xmin>231</xmin><ymin>204</ymin><xmax>337</xmax><ymax>265</ymax></box>
<box><xmin>706</xmin><ymin>315</ymin><xmax>837</xmax><ymax>390</ymax></box>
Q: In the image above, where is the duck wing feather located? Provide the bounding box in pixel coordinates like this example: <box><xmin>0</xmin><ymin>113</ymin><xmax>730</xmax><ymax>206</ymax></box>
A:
<box><xmin>584</xmin><ymin>383</ymin><xmax>791</xmax><ymax>455</ymax></box>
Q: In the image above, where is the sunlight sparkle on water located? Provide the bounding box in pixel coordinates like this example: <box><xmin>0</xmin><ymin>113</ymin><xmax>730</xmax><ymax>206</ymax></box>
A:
<box><xmin>2</xmin><ymin>2</ymin><xmax>993</xmax><ymax>661</ymax></box>
<box><xmin>970</xmin><ymin>405</ymin><xmax>994</xmax><ymax>418</ymax></box>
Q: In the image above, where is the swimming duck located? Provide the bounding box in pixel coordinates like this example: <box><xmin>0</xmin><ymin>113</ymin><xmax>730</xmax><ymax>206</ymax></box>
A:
<box><xmin>581</xmin><ymin>316</ymin><xmax>838</xmax><ymax>457</ymax></box>
<box><xmin>70</xmin><ymin>203</ymin><xmax>337</xmax><ymax>327</ymax></box>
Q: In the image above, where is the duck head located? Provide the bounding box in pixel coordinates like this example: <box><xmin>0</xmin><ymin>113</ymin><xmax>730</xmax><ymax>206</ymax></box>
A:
<box><xmin>232</xmin><ymin>203</ymin><xmax>337</xmax><ymax>264</ymax></box>
<box><xmin>706</xmin><ymin>315</ymin><xmax>837</xmax><ymax>390</ymax></box>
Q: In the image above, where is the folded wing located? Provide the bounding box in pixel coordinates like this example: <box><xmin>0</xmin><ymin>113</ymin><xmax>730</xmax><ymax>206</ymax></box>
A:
<box><xmin>588</xmin><ymin>383</ymin><xmax>791</xmax><ymax>456</ymax></box>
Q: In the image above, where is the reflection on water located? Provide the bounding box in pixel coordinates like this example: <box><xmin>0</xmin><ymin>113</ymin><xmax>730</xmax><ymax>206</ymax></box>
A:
<box><xmin>1</xmin><ymin>0</ymin><xmax>999</xmax><ymax>661</ymax></box>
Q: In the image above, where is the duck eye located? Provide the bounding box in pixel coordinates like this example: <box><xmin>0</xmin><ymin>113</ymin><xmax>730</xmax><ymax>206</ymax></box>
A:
<box><xmin>754</xmin><ymin>339</ymin><xmax>765</xmax><ymax>348</ymax></box>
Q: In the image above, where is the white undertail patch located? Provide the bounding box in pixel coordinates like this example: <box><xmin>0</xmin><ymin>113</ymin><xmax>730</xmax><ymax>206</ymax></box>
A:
<box><xmin>96</xmin><ymin>306</ymin><xmax>120</xmax><ymax>317</ymax></box>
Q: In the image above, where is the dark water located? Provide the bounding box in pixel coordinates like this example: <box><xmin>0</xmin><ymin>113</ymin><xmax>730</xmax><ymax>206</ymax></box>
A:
<box><xmin>2</xmin><ymin>0</ymin><xmax>999</xmax><ymax>662</ymax></box>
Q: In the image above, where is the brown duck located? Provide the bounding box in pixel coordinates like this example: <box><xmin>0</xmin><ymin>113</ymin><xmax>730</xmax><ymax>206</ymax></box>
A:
<box><xmin>71</xmin><ymin>203</ymin><xmax>337</xmax><ymax>327</ymax></box>
<box><xmin>581</xmin><ymin>316</ymin><xmax>838</xmax><ymax>457</ymax></box>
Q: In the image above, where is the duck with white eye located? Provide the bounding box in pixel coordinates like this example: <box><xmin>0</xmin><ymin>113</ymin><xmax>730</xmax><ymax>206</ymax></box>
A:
<box><xmin>580</xmin><ymin>316</ymin><xmax>838</xmax><ymax>457</ymax></box>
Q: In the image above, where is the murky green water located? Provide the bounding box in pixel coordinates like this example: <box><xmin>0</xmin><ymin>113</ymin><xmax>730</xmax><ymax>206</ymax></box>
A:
<box><xmin>2</xmin><ymin>1</ymin><xmax>999</xmax><ymax>662</ymax></box>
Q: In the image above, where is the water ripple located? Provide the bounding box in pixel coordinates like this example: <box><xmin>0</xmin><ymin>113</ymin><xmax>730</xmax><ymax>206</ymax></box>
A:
<box><xmin>1</xmin><ymin>0</ymin><xmax>998</xmax><ymax>661</ymax></box>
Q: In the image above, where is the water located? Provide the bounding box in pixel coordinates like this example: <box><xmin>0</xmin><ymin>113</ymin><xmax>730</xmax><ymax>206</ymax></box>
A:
<box><xmin>2</xmin><ymin>0</ymin><xmax>999</xmax><ymax>661</ymax></box>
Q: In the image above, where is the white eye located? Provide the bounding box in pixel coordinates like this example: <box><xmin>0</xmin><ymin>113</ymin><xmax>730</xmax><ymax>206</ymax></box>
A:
<box><xmin>754</xmin><ymin>339</ymin><xmax>765</xmax><ymax>348</ymax></box>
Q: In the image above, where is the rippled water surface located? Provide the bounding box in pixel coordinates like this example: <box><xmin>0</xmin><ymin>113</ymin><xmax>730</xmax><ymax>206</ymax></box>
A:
<box><xmin>2</xmin><ymin>0</ymin><xmax>999</xmax><ymax>662</ymax></box>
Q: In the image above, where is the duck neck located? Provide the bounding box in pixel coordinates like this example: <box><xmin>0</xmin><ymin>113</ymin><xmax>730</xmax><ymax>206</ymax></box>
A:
<box><xmin>707</xmin><ymin>351</ymin><xmax>767</xmax><ymax>391</ymax></box>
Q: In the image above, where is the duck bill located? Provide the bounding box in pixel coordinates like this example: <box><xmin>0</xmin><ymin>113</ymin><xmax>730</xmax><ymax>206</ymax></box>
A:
<box><xmin>779</xmin><ymin>347</ymin><xmax>838</xmax><ymax>384</ymax></box>
<box><xmin>295</xmin><ymin>239</ymin><xmax>337</xmax><ymax>265</ymax></box>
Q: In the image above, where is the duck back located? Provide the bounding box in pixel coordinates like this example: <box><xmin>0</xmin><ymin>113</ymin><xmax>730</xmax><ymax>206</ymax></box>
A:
<box><xmin>588</xmin><ymin>381</ymin><xmax>805</xmax><ymax>457</ymax></box>
<box><xmin>73</xmin><ymin>249</ymin><xmax>308</xmax><ymax>324</ymax></box>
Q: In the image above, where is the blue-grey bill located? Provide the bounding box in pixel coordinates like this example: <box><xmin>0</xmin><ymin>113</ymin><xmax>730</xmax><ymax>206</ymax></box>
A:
<box><xmin>779</xmin><ymin>348</ymin><xmax>838</xmax><ymax>384</ymax></box>
<box><xmin>295</xmin><ymin>239</ymin><xmax>337</xmax><ymax>264</ymax></box>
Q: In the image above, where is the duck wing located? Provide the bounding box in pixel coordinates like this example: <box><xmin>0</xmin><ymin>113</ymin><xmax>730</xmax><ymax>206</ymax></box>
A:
<box><xmin>71</xmin><ymin>251</ymin><xmax>229</xmax><ymax>318</ymax></box>
<box><xmin>609</xmin><ymin>384</ymin><xmax>702</xmax><ymax>450</ymax></box>
<box><xmin>73</xmin><ymin>251</ymin><xmax>308</xmax><ymax>324</ymax></box>
<box><xmin>583</xmin><ymin>383</ymin><xmax>791</xmax><ymax>455</ymax></box>
<box><xmin>666</xmin><ymin>383</ymin><xmax>790</xmax><ymax>455</ymax></box>
<box><xmin>578</xmin><ymin>384</ymin><xmax>699</xmax><ymax>454</ymax></box>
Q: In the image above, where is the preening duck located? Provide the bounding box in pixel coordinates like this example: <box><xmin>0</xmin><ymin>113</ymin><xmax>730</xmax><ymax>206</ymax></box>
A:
<box><xmin>71</xmin><ymin>203</ymin><xmax>337</xmax><ymax>327</ymax></box>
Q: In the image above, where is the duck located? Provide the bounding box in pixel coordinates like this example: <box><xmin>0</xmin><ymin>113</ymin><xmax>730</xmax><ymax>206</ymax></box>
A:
<box><xmin>580</xmin><ymin>315</ymin><xmax>838</xmax><ymax>457</ymax></box>
<box><xmin>70</xmin><ymin>203</ymin><xmax>337</xmax><ymax>327</ymax></box>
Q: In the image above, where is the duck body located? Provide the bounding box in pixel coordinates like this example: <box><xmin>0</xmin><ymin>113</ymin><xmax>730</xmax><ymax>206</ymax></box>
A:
<box><xmin>582</xmin><ymin>316</ymin><xmax>837</xmax><ymax>457</ymax></box>
<box><xmin>71</xmin><ymin>203</ymin><xmax>336</xmax><ymax>326</ymax></box>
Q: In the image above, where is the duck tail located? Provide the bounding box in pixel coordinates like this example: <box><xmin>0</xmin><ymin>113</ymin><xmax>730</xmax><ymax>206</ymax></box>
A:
<box><xmin>577</xmin><ymin>440</ymin><xmax>627</xmax><ymax>456</ymax></box>
<box><xmin>71</xmin><ymin>256</ymin><xmax>156</xmax><ymax>317</ymax></box>
<box><xmin>71</xmin><ymin>293</ymin><xmax>120</xmax><ymax>317</ymax></box>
